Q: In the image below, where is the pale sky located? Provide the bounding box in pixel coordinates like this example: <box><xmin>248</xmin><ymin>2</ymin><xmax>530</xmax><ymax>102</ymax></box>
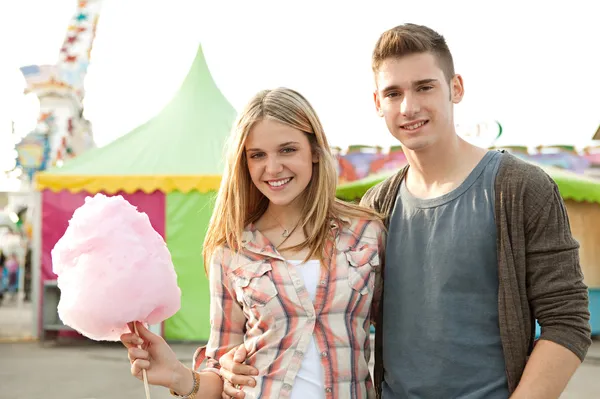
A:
<box><xmin>1</xmin><ymin>0</ymin><xmax>599</xmax><ymax>179</ymax></box>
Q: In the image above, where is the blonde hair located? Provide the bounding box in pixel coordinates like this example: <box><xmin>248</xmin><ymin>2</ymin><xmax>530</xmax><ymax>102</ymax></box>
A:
<box><xmin>202</xmin><ymin>87</ymin><xmax>381</xmax><ymax>271</ymax></box>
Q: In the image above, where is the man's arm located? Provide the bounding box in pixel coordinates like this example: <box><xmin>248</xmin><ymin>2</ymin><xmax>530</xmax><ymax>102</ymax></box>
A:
<box><xmin>510</xmin><ymin>340</ymin><xmax>580</xmax><ymax>399</ymax></box>
<box><xmin>366</xmin><ymin>219</ymin><xmax>385</xmax><ymax>326</ymax></box>
<box><xmin>512</xmin><ymin>179</ymin><xmax>592</xmax><ymax>398</ymax></box>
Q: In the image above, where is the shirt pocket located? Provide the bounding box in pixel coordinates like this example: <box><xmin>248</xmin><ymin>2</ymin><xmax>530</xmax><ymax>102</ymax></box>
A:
<box><xmin>228</xmin><ymin>261</ymin><xmax>279</xmax><ymax>308</ymax></box>
<box><xmin>344</xmin><ymin>245</ymin><xmax>380</xmax><ymax>296</ymax></box>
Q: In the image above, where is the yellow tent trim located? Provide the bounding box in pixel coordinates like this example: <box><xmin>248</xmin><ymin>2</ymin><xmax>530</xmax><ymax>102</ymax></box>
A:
<box><xmin>35</xmin><ymin>174</ymin><xmax>222</xmax><ymax>194</ymax></box>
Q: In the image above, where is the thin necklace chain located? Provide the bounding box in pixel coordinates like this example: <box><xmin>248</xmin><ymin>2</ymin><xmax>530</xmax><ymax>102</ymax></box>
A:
<box><xmin>270</xmin><ymin>213</ymin><xmax>301</xmax><ymax>249</ymax></box>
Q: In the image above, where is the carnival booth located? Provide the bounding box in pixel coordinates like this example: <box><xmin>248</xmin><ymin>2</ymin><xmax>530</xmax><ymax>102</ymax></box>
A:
<box><xmin>336</xmin><ymin>161</ymin><xmax>600</xmax><ymax>336</ymax></box>
<box><xmin>34</xmin><ymin>45</ymin><xmax>236</xmax><ymax>341</ymax></box>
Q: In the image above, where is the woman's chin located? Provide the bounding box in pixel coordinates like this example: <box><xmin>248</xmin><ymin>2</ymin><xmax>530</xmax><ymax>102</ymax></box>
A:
<box><xmin>262</xmin><ymin>191</ymin><xmax>303</xmax><ymax>208</ymax></box>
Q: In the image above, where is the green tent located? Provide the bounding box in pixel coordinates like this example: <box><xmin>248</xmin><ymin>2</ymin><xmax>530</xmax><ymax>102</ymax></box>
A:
<box><xmin>36</xmin><ymin>44</ymin><xmax>237</xmax><ymax>341</ymax></box>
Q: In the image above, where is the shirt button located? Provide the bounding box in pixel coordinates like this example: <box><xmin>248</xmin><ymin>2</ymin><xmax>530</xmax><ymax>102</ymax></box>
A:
<box><xmin>321</xmin><ymin>351</ymin><xmax>328</xmax><ymax>358</ymax></box>
<box><xmin>325</xmin><ymin>387</ymin><xmax>332</xmax><ymax>393</ymax></box>
<box><xmin>320</xmin><ymin>280</ymin><xmax>326</xmax><ymax>285</ymax></box>
<box><xmin>283</xmin><ymin>383</ymin><xmax>292</xmax><ymax>390</ymax></box>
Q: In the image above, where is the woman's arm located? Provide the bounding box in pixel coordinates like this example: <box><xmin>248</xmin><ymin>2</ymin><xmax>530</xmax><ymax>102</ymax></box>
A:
<box><xmin>192</xmin><ymin>248</ymin><xmax>247</xmax><ymax>391</ymax></box>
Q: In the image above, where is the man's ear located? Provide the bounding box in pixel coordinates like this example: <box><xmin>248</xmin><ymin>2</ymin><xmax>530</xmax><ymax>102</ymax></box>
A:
<box><xmin>450</xmin><ymin>74</ymin><xmax>464</xmax><ymax>104</ymax></box>
<box><xmin>374</xmin><ymin>91</ymin><xmax>384</xmax><ymax>117</ymax></box>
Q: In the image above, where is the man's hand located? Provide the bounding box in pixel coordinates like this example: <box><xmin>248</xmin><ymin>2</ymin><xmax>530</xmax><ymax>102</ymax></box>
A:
<box><xmin>219</xmin><ymin>345</ymin><xmax>259</xmax><ymax>399</ymax></box>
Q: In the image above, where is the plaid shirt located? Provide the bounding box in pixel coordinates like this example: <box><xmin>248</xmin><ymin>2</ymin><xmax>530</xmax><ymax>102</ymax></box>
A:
<box><xmin>194</xmin><ymin>216</ymin><xmax>385</xmax><ymax>399</ymax></box>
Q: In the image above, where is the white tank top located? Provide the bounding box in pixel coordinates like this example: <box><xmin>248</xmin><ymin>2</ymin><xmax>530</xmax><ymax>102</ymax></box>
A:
<box><xmin>287</xmin><ymin>259</ymin><xmax>325</xmax><ymax>399</ymax></box>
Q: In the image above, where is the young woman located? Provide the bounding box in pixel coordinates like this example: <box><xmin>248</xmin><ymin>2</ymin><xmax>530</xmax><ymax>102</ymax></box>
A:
<box><xmin>121</xmin><ymin>87</ymin><xmax>385</xmax><ymax>399</ymax></box>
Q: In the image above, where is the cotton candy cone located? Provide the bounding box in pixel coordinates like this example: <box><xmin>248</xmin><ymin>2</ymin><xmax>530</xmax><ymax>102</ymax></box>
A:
<box><xmin>51</xmin><ymin>193</ymin><xmax>181</xmax><ymax>341</ymax></box>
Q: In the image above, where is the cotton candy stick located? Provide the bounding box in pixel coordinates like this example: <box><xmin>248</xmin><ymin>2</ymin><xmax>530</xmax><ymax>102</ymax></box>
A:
<box><xmin>134</xmin><ymin>322</ymin><xmax>152</xmax><ymax>399</ymax></box>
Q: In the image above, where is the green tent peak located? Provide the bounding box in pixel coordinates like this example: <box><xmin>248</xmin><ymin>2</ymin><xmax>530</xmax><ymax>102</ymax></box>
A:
<box><xmin>46</xmin><ymin>45</ymin><xmax>237</xmax><ymax>176</ymax></box>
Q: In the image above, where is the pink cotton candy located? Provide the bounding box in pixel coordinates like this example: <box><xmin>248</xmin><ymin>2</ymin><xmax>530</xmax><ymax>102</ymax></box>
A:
<box><xmin>51</xmin><ymin>193</ymin><xmax>181</xmax><ymax>341</ymax></box>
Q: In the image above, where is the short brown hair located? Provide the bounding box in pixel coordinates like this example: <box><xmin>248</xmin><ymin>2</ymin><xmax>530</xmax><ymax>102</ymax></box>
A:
<box><xmin>372</xmin><ymin>23</ymin><xmax>455</xmax><ymax>83</ymax></box>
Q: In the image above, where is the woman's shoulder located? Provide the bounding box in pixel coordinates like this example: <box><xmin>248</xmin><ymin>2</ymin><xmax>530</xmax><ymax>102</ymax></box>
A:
<box><xmin>211</xmin><ymin>239</ymin><xmax>261</xmax><ymax>270</ymax></box>
<box><xmin>209</xmin><ymin>243</ymin><xmax>237</xmax><ymax>267</ymax></box>
<box><xmin>338</xmin><ymin>216</ymin><xmax>385</xmax><ymax>240</ymax></box>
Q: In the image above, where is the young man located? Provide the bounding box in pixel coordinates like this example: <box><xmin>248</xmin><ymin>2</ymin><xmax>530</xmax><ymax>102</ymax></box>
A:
<box><xmin>217</xmin><ymin>24</ymin><xmax>592</xmax><ymax>399</ymax></box>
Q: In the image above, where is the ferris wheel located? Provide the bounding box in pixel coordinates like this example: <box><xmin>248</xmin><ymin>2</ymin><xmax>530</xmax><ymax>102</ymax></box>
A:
<box><xmin>14</xmin><ymin>0</ymin><xmax>103</xmax><ymax>182</ymax></box>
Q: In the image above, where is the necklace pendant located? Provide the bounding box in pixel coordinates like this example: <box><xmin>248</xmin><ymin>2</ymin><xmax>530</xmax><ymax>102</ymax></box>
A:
<box><xmin>282</xmin><ymin>229</ymin><xmax>290</xmax><ymax>238</ymax></box>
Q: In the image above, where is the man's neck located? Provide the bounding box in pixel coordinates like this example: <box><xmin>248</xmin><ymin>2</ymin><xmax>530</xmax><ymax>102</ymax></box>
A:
<box><xmin>403</xmin><ymin>135</ymin><xmax>488</xmax><ymax>199</ymax></box>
